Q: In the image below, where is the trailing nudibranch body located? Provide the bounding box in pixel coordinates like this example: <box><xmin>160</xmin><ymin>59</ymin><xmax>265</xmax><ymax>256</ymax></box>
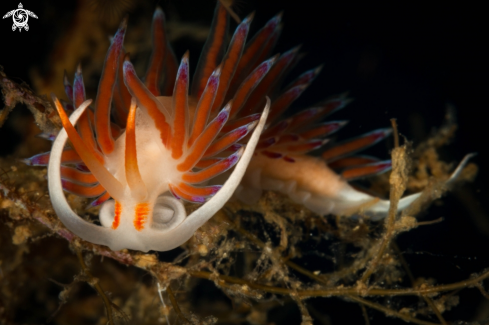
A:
<box><xmin>27</xmin><ymin>3</ymin><xmax>469</xmax><ymax>251</ymax></box>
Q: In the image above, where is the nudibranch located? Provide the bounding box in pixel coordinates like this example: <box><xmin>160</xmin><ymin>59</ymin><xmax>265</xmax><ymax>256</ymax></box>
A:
<box><xmin>26</xmin><ymin>3</ymin><xmax>470</xmax><ymax>252</ymax></box>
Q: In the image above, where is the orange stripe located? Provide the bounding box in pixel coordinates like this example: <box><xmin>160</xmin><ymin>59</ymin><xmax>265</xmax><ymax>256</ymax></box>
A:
<box><xmin>53</xmin><ymin>97</ymin><xmax>105</xmax><ymax>165</ymax></box>
<box><xmin>194</xmin><ymin>158</ymin><xmax>221</xmax><ymax>169</ymax></box>
<box><xmin>203</xmin><ymin>122</ymin><xmax>253</xmax><ymax>158</ymax></box>
<box><xmin>62</xmin><ymin>180</ymin><xmax>106</xmax><ymax>198</ymax></box>
<box><xmin>328</xmin><ymin>156</ymin><xmax>380</xmax><ymax>170</ymax></box>
<box><xmin>112</xmin><ymin>201</ymin><xmax>122</xmax><ymax>229</ymax></box>
<box><xmin>284</xmin><ymin>140</ymin><xmax>326</xmax><ymax>154</ymax></box>
<box><xmin>77</xmin><ymin>110</ymin><xmax>104</xmax><ymax>163</ymax></box>
<box><xmin>60</xmin><ymin>166</ymin><xmax>97</xmax><ymax>184</ymax></box>
<box><xmin>178</xmin><ymin>106</ymin><xmax>229</xmax><ymax>172</ymax></box>
<box><xmin>89</xmin><ymin>192</ymin><xmax>111</xmax><ymax>208</ymax></box>
<box><xmin>125</xmin><ymin>99</ymin><xmax>144</xmax><ymax>190</ymax></box>
<box><xmin>268</xmin><ymin>84</ymin><xmax>308</xmax><ymax>122</ymax></box>
<box><xmin>116</xmin><ymin>49</ymin><xmax>132</xmax><ymax>126</ymax></box>
<box><xmin>133</xmin><ymin>202</ymin><xmax>150</xmax><ymax>231</ymax></box>
<box><xmin>24</xmin><ymin>149</ymin><xmax>82</xmax><ymax>166</ymax></box>
<box><xmin>169</xmin><ymin>184</ymin><xmax>205</xmax><ymax>203</ymax></box>
<box><xmin>299</xmin><ymin>121</ymin><xmax>348</xmax><ymax>139</ymax></box>
<box><xmin>171</xmin><ymin>52</ymin><xmax>189</xmax><ymax>159</ymax></box>
<box><xmin>177</xmin><ymin>182</ymin><xmax>221</xmax><ymax>197</ymax></box>
<box><xmin>210</xmin><ymin>15</ymin><xmax>252</xmax><ymax>112</ymax></box>
<box><xmin>284</xmin><ymin>65</ymin><xmax>323</xmax><ymax>92</ymax></box>
<box><xmin>229</xmin><ymin>57</ymin><xmax>276</xmax><ymax>117</ymax></box>
<box><xmin>239</xmin><ymin>47</ymin><xmax>299</xmax><ymax>117</ymax></box>
<box><xmin>341</xmin><ymin>161</ymin><xmax>392</xmax><ymax>181</ymax></box>
<box><xmin>182</xmin><ymin>151</ymin><xmax>241</xmax><ymax>184</ymax></box>
<box><xmin>260</xmin><ymin>120</ymin><xmax>289</xmax><ymax>139</ymax></box>
<box><xmin>188</xmin><ymin>68</ymin><xmax>220</xmax><ymax>147</ymax></box>
<box><xmin>192</xmin><ymin>3</ymin><xmax>229</xmax><ymax>97</ymax></box>
<box><xmin>322</xmin><ymin>129</ymin><xmax>391</xmax><ymax>162</ymax></box>
<box><xmin>251</xmin><ymin>24</ymin><xmax>282</xmax><ymax>74</ymax></box>
<box><xmin>94</xmin><ymin>20</ymin><xmax>126</xmax><ymax>155</ymax></box>
<box><xmin>145</xmin><ymin>8</ymin><xmax>166</xmax><ymax>96</ymax></box>
<box><xmin>123</xmin><ymin>59</ymin><xmax>172</xmax><ymax>147</ymax></box>
<box><xmin>220</xmin><ymin>113</ymin><xmax>260</xmax><ymax>133</ymax></box>
<box><xmin>228</xmin><ymin>13</ymin><xmax>281</xmax><ymax>93</ymax></box>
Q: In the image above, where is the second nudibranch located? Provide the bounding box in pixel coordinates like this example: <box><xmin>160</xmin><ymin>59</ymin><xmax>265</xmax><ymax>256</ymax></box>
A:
<box><xmin>31</xmin><ymin>4</ymin><xmax>469</xmax><ymax>252</ymax></box>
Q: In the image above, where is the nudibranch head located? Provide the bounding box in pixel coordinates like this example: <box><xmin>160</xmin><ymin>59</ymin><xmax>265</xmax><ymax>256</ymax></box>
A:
<box><xmin>46</xmin><ymin>8</ymin><xmax>272</xmax><ymax>252</ymax></box>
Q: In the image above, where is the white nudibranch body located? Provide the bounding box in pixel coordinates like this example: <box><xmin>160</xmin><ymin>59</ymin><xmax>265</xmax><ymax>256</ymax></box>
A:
<box><xmin>32</xmin><ymin>4</ymin><xmax>472</xmax><ymax>252</ymax></box>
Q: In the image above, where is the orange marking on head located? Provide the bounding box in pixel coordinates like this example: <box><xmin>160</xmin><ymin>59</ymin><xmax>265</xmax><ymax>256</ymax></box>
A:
<box><xmin>112</xmin><ymin>201</ymin><xmax>122</xmax><ymax>229</ymax></box>
<box><xmin>133</xmin><ymin>203</ymin><xmax>150</xmax><ymax>231</ymax></box>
